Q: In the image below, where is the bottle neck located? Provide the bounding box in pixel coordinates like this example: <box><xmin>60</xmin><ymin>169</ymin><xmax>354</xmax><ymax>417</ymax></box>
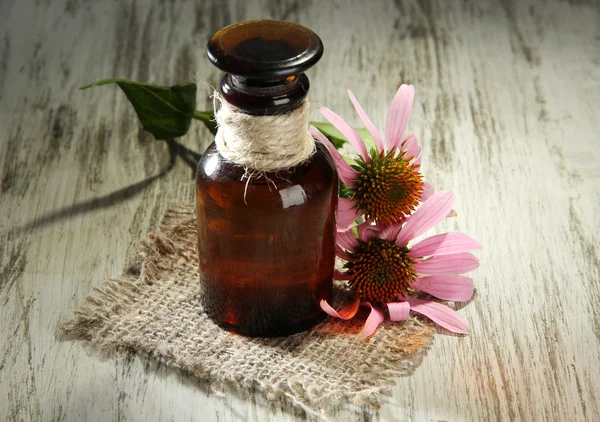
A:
<box><xmin>214</xmin><ymin>93</ymin><xmax>315</xmax><ymax>172</ymax></box>
<box><xmin>220</xmin><ymin>73</ymin><xmax>310</xmax><ymax>116</ymax></box>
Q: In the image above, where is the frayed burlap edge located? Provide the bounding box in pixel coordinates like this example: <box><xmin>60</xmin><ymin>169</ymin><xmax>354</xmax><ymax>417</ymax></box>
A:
<box><xmin>63</xmin><ymin>204</ymin><xmax>435</xmax><ymax>419</ymax></box>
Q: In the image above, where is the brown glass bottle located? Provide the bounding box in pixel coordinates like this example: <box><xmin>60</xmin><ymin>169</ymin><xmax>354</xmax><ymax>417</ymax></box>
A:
<box><xmin>196</xmin><ymin>20</ymin><xmax>338</xmax><ymax>337</ymax></box>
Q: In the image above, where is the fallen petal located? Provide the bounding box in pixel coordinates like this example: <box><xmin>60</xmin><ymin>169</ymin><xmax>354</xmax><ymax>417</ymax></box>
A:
<box><xmin>387</xmin><ymin>301</ymin><xmax>410</xmax><ymax>321</ymax></box>
<box><xmin>320</xmin><ymin>297</ymin><xmax>360</xmax><ymax>320</ymax></box>
<box><xmin>361</xmin><ymin>302</ymin><xmax>385</xmax><ymax>337</ymax></box>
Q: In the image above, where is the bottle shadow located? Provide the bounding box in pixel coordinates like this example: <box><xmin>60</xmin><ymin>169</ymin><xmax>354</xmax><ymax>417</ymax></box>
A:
<box><xmin>20</xmin><ymin>139</ymin><xmax>201</xmax><ymax>232</ymax></box>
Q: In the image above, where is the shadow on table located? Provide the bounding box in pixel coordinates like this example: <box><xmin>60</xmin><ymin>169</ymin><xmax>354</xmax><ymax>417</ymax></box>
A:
<box><xmin>19</xmin><ymin>139</ymin><xmax>200</xmax><ymax>232</ymax></box>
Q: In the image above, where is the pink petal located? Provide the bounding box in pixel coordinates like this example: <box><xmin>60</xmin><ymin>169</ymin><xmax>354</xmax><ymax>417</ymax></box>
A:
<box><xmin>413</xmin><ymin>252</ymin><xmax>480</xmax><ymax>275</ymax></box>
<box><xmin>405</xmin><ymin>297</ymin><xmax>469</xmax><ymax>334</ymax></box>
<box><xmin>361</xmin><ymin>302</ymin><xmax>385</xmax><ymax>337</ymax></box>
<box><xmin>320</xmin><ymin>297</ymin><xmax>360</xmax><ymax>320</ymax></box>
<box><xmin>337</xmin><ymin>229</ymin><xmax>359</xmax><ymax>252</ymax></box>
<box><xmin>400</xmin><ymin>133</ymin><xmax>421</xmax><ymax>162</ymax></box>
<box><xmin>357</xmin><ymin>221</ymin><xmax>378</xmax><ymax>242</ymax></box>
<box><xmin>387</xmin><ymin>301</ymin><xmax>410</xmax><ymax>321</ymax></box>
<box><xmin>320</xmin><ymin>107</ymin><xmax>370</xmax><ymax>162</ymax></box>
<box><xmin>339</xmin><ymin>197</ymin><xmax>357</xmax><ymax>212</ymax></box>
<box><xmin>379</xmin><ymin>223</ymin><xmax>402</xmax><ymax>241</ymax></box>
<box><xmin>411</xmin><ymin>276</ymin><xmax>474</xmax><ymax>301</ymax></box>
<box><xmin>337</xmin><ymin>198</ymin><xmax>361</xmax><ymax>229</ymax></box>
<box><xmin>334</xmin><ymin>270</ymin><xmax>352</xmax><ymax>280</ymax></box>
<box><xmin>410</xmin><ymin>232</ymin><xmax>482</xmax><ymax>258</ymax></box>
<box><xmin>421</xmin><ymin>181</ymin><xmax>434</xmax><ymax>202</ymax></box>
<box><xmin>347</xmin><ymin>89</ymin><xmax>385</xmax><ymax>152</ymax></box>
<box><xmin>396</xmin><ymin>190</ymin><xmax>455</xmax><ymax>246</ymax></box>
<box><xmin>385</xmin><ymin>84</ymin><xmax>415</xmax><ymax>149</ymax></box>
<box><xmin>414</xmin><ymin>151</ymin><xmax>422</xmax><ymax>167</ymax></box>
<box><xmin>335</xmin><ymin>244</ymin><xmax>353</xmax><ymax>261</ymax></box>
<box><xmin>310</xmin><ymin>126</ymin><xmax>359</xmax><ymax>188</ymax></box>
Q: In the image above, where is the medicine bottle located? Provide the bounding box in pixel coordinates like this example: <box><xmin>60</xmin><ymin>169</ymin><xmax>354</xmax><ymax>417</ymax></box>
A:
<box><xmin>196</xmin><ymin>20</ymin><xmax>338</xmax><ymax>337</ymax></box>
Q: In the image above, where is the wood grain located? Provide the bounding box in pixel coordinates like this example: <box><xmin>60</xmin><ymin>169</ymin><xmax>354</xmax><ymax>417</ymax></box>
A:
<box><xmin>1</xmin><ymin>0</ymin><xmax>599</xmax><ymax>420</ymax></box>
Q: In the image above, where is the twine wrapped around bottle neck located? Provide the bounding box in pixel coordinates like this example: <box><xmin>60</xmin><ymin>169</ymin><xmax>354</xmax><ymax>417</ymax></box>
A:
<box><xmin>214</xmin><ymin>94</ymin><xmax>316</xmax><ymax>172</ymax></box>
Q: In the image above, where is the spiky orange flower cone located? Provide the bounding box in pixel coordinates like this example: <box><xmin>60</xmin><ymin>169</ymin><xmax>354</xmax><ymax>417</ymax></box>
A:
<box><xmin>310</xmin><ymin>84</ymin><xmax>434</xmax><ymax>228</ymax></box>
<box><xmin>321</xmin><ymin>191</ymin><xmax>482</xmax><ymax>337</ymax></box>
<box><xmin>353</xmin><ymin>149</ymin><xmax>423</xmax><ymax>226</ymax></box>
<box><xmin>345</xmin><ymin>237</ymin><xmax>417</xmax><ymax>303</ymax></box>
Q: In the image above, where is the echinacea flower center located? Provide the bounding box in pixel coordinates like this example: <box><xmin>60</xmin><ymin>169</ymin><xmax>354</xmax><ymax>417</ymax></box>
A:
<box><xmin>352</xmin><ymin>149</ymin><xmax>423</xmax><ymax>225</ymax></box>
<box><xmin>345</xmin><ymin>237</ymin><xmax>416</xmax><ymax>304</ymax></box>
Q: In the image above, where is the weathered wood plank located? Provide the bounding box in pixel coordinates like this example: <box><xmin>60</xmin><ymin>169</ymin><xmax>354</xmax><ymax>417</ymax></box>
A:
<box><xmin>1</xmin><ymin>0</ymin><xmax>599</xmax><ymax>420</ymax></box>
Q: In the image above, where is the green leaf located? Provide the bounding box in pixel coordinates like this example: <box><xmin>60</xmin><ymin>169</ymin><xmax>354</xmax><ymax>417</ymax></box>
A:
<box><xmin>339</xmin><ymin>182</ymin><xmax>353</xmax><ymax>199</ymax></box>
<box><xmin>310</xmin><ymin>121</ymin><xmax>375</xmax><ymax>151</ymax></box>
<box><xmin>310</xmin><ymin>121</ymin><xmax>346</xmax><ymax>149</ymax></box>
<box><xmin>81</xmin><ymin>78</ymin><xmax>197</xmax><ymax>140</ymax></box>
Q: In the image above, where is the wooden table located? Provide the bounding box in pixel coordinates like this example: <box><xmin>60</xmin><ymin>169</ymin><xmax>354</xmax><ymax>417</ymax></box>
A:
<box><xmin>1</xmin><ymin>0</ymin><xmax>599</xmax><ymax>420</ymax></box>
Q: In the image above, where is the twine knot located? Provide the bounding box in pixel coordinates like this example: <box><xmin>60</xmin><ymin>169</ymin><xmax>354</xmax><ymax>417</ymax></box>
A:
<box><xmin>214</xmin><ymin>95</ymin><xmax>316</xmax><ymax>172</ymax></box>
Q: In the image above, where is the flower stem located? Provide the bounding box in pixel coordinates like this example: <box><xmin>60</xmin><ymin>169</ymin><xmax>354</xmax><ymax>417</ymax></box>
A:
<box><xmin>193</xmin><ymin>110</ymin><xmax>213</xmax><ymax>122</ymax></box>
<box><xmin>193</xmin><ymin>110</ymin><xmax>217</xmax><ymax>135</ymax></box>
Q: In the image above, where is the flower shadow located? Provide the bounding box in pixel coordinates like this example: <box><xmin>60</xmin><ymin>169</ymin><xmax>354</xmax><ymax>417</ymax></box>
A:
<box><xmin>19</xmin><ymin>138</ymin><xmax>199</xmax><ymax>232</ymax></box>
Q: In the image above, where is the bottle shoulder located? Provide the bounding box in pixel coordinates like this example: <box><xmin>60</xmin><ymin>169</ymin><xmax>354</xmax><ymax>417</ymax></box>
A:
<box><xmin>196</xmin><ymin>141</ymin><xmax>338</xmax><ymax>209</ymax></box>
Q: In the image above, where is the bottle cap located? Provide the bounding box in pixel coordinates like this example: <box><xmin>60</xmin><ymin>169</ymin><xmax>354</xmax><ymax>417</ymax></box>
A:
<box><xmin>207</xmin><ymin>19</ymin><xmax>323</xmax><ymax>80</ymax></box>
<box><xmin>207</xmin><ymin>20</ymin><xmax>324</xmax><ymax>114</ymax></box>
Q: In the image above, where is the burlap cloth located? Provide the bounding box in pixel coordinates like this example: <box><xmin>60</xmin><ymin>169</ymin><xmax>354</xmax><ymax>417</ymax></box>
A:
<box><xmin>63</xmin><ymin>204</ymin><xmax>435</xmax><ymax>417</ymax></box>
